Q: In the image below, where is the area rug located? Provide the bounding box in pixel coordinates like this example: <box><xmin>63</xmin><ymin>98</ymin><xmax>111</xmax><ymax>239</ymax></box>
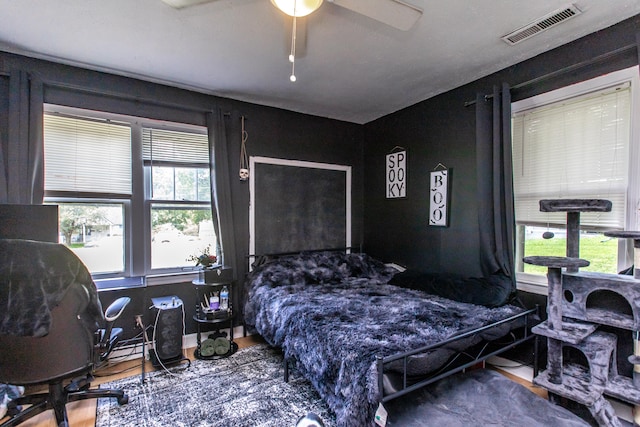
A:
<box><xmin>95</xmin><ymin>343</ymin><xmax>336</xmax><ymax>427</ymax></box>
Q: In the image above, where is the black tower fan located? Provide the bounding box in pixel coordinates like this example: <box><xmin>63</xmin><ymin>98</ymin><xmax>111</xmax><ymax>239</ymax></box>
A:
<box><xmin>150</xmin><ymin>296</ymin><xmax>186</xmax><ymax>367</ymax></box>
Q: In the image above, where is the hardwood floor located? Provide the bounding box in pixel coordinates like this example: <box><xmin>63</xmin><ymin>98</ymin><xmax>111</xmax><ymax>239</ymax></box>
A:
<box><xmin>489</xmin><ymin>367</ymin><xmax>548</xmax><ymax>399</ymax></box>
<box><xmin>1</xmin><ymin>334</ymin><xmax>546</xmax><ymax>427</ymax></box>
<box><xmin>0</xmin><ymin>335</ymin><xmax>266</xmax><ymax>427</ymax></box>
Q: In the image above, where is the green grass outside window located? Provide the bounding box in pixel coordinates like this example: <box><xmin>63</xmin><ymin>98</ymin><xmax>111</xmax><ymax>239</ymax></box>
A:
<box><xmin>524</xmin><ymin>234</ymin><xmax>618</xmax><ymax>275</ymax></box>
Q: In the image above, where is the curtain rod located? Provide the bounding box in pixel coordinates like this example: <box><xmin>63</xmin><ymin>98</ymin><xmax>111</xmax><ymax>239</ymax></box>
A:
<box><xmin>0</xmin><ymin>66</ymin><xmax>240</xmax><ymax>116</ymax></box>
<box><xmin>45</xmin><ymin>77</ymin><xmax>239</xmax><ymax>116</ymax></box>
<box><xmin>14</xmin><ymin>69</ymin><xmax>232</xmax><ymax>115</ymax></box>
<box><xmin>0</xmin><ymin>63</ymin><xmax>239</xmax><ymax>115</ymax></box>
<box><xmin>3</xmin><ymin>68</ymin><xmax>239</xmax><ymax>119</ymax></box>
<box><xmin>247</xmin><ymin>247</ymin><xmax>357</xmax><ymax>258</ymax></box>
<box><xmin>41</xmin><ymin>78</ymin><xmax>216</xmax><ymax>114</ymax></box>
<box><xmin>464</xmin><ymin>42</ymin><xmax>637</xmax><ymax>107</ymax></box>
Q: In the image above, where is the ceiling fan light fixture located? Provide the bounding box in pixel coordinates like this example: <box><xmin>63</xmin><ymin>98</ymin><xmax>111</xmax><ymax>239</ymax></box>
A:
<box><xmin>271</xmin><ymin>0</ymin><xmax>324</xmax><ymax>17</ymax></box>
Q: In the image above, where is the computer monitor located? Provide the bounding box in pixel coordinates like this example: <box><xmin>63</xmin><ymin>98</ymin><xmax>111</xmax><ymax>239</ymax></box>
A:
<box><xmin>0</xmin><ymin>204</ymin><xmax>59</xmax><ymax>243</ymax></box>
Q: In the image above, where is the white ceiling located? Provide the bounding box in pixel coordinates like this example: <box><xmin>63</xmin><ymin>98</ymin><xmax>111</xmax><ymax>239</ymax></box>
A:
<box><xmin>1</xmin><ymin>0</ymin><xmax>639</xmax><ymax>124</ymax></box>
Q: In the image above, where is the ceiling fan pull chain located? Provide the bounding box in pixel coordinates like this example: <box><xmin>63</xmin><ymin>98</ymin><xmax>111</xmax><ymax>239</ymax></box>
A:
<box><xmin>289</xmin><ymin>3</ymin><xmax>297</xmax><ymax>82</ymax></box>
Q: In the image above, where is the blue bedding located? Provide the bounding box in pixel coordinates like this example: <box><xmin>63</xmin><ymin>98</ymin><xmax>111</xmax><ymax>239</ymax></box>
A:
<box><xmin>243</xmin><ymin>251</ymin><xmax>525</xmax><ymax>427</ymax></box>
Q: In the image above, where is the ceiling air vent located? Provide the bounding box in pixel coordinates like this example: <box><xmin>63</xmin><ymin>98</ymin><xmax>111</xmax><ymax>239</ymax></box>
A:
<box><xmin>501</xmin><ymin>4</ymin><xmax>583</xmax><ymax>45</ymax></box>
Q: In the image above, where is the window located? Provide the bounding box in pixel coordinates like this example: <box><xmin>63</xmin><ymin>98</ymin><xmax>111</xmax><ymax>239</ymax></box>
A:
<box><xmin>56</xmin><ymin>203</ymin><xmax>125</xmax><ymax>273</ymax></box>
<box><xmin>512</xmin><ymin>66</ymin><xmax>640</xmax><ymax>287</ymax></box>
<box><xmin>44</xmin><ymin>105</ymin><xmax>218</xmax><ymax>281</ymax></box>
<box><xmin>44</xmin><ymin>112</ymin><xmax>131</xmax><ymax>275</ymax></box>
<box><xmin>143</xmin><ymin>128</ymin><xmax>214</xmax><ymax>270</ymax></box>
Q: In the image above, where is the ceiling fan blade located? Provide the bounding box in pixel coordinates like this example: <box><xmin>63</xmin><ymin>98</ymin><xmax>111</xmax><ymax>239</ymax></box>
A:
<box><xmin>328</xmin><ymin>0</ymin><xmax>422</xmax><ymax>31</ymax></box>
<box><xmin>160</xmin><ymin>0</ymin><xmax>217</xmax><ymax>9</ymax></box>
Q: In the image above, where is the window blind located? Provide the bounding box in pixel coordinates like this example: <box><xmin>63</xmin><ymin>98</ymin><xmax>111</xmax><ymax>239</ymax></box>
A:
<box><xmin>142</xmin><ymin>128</ymin><xmax>209</xmax><ymax>166</ymax></box>
<box><xmin>44</xmin><ymin>114</ymin><xmax>132</xmax><ymax>195</ymax></box>
<box><xmin>512</xmin><ymin>84</ymin><xmax>631</xmax><ymax>229</ymax></box>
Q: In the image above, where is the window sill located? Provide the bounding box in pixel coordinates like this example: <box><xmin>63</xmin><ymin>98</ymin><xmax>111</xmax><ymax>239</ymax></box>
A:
<box><xmin>94</xmin><ymin>271</ymin><xmax>200</xmax><ymax>291</ymax></box>
<box><xmin>94</xmin><ymin>276</ymin><xmax>145</xmax><ymax>291</ymax></box>
<box><xmin>516</xmin><ymin>273</ymin><xmax>548</xmax><ymax>296</ymax></box>
<box><xmin>145</xmin><ymin>271</ymin><xmax>199</xmax><ymax>286</ymax></box>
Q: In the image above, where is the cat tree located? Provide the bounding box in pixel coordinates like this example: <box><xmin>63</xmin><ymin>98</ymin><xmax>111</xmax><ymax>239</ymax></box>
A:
<box><xmin>524</xmin><ymin>199</ymin><xmax>640</xmax><ymax>427</ymax></box>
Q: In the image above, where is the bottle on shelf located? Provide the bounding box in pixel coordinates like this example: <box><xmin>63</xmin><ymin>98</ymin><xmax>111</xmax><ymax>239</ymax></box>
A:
<box><xmin>209</xmin><ymin>291</ymin><xmax>220</xmax><ymax>310</ymax></box>
<box><xmin>220</xmin><ymin>285</ymin><xmax>229</xmax><ymax>310</ymax></box>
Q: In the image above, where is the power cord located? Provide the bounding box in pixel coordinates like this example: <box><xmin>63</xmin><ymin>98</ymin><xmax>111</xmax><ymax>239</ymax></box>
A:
<box><xmin>150</xmin><ymin>300</ymin><xmax>188</xmax><ymax>378</ymax></box>
<box><xmin>94</xmin><ymin>328</ymin><xmax>147</xmax><ymax>377</ymax></box>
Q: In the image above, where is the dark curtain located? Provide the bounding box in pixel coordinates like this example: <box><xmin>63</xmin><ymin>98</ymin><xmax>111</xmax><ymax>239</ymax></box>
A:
<box><xmin>206</xmin><ymin>108</ymin><xmax>238</xmax><ymax>281</ymax></box>
<box><xmin>475</xmin><ymin>83</ymin><xmax>516</xmax><ymax>290</ymax></box>
<box><xmin>0</xmin><ymin>70</ymin><xmax>44</xmax><ymax>204</ymax></box>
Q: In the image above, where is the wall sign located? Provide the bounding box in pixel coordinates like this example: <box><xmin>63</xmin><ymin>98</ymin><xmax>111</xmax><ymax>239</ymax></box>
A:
<box><xmin>429</xmin><ymin>167</ymin><xmax>450</xmax><ymax>227</ymax></box>
<box><xmin>386</xmin><ymin>150</ymin><xmax>406</xmax><ymax>198</ymax></box>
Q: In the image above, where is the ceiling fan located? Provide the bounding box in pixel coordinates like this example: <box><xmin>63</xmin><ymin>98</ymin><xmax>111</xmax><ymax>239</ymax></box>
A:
<box><xmin>160</xmin><ymin>0</ymin><xmax>423</xmax><ymax>32</ymax></box>
<box><xmin>160</xmin><ymin>0</ymin><xmax>423</xmax><ymax>81</ymax></box>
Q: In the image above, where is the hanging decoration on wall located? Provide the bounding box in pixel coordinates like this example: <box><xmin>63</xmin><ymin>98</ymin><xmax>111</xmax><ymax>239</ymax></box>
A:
<box><xmin>239</xmin><ymin>116</ymin><xmax>249</xmax><ymax>181</ymax></box>
<box><xmin>429</xmin><ymin>163</ymin><xmax>450</xmax><ymax>227</ymax></box>
<box><xmin>385</xmin><ymin>146</ymin><xmax>406</xmax><ymax>199</ymax></box>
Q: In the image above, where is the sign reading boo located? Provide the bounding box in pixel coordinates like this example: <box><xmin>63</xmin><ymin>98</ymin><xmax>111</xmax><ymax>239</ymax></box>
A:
<box><xmin>429</xmin><ymin>169</ymin><xmax>450</xmax><ymax>226</ymax></box>
<box><xmin>386</xmin><ymin>151</ymin><xmax>406</xmax><ymax>198</ymax></box>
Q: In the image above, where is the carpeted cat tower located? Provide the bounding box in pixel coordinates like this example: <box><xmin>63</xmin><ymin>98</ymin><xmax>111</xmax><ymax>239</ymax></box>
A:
<box><xmin>525</xmin><ymin>199</ymin><xmax>640</xmax><ymax>427</ymax></box>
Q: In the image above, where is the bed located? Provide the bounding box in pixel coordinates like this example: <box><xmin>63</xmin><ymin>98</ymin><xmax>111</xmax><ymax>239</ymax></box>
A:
<box><xmin>243</xmin><ymin>250</ymin><xmax>538</xmax><ymax>427</ymax></box>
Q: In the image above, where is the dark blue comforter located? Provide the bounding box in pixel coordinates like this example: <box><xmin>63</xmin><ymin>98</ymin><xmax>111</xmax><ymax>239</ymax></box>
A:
<box><xmin>244</xmin><ymin>251</ymin><xmax>524</xmax><ymax>427</ymax></box>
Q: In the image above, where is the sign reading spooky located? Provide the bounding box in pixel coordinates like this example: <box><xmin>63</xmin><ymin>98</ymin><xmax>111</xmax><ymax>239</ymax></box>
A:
<box><xmin>386</xmin><ymin>151</ymin><xmax>406</xmax><ymax>198</ymax></box>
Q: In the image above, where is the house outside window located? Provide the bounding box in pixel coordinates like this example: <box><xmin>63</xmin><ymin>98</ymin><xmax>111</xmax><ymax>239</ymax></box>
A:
<box><xmin>511</xmin><ymin>66</ymin><xmax>640</xmax><ymax>291</ymax></box>
<box><xmin>43</xmin><ymin>105</ymin><xmax>217</xmax><ymax>282</ymax></box>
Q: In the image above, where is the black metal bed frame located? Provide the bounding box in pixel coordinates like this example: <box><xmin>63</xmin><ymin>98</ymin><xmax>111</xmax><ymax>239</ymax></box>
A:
<box><xmin>248</xmin><ymin>249</ymin><xmax>541</xmax><ymax>409</ymax></box>
<box><xmin>248</xmin><ymin>247</ymin><xmax>358</xmax><ymax>269</ymax></box>
<box><xmin>377</xmin><ymin>306</ymin><xmax>540</xmax><ymax>403</ymax></box>
<box><xmin>282</xmin><ymin>306</ymin><xmax>540</xmax><ymax>396</ymax></box>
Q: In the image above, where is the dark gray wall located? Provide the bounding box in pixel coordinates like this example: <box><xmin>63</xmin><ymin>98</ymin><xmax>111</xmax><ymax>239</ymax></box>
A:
<box><xmin>362</xmin><ymin>15</ymin><xmax>640</xmax><ymax>280</ymax></box>
<box><xmin>0</xmin><ymin>76</ymin><xmax>8</xmax><ymax>166</ymax></box>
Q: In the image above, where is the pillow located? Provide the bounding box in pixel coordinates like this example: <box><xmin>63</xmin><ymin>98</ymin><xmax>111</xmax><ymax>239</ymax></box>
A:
<box><xmin>248</xmin><ymin>251</ymin><xmax>396</xmax><ymax>288</ymax></box>
<box><xmin>388</xmin><ymin>270</ymin><xmax>515</xmax><ymax>308</ymax></box>
<box><xmin>340</xmin><ymin>252</ymin><xmax>396</xmax><ymax>280</ymax></box>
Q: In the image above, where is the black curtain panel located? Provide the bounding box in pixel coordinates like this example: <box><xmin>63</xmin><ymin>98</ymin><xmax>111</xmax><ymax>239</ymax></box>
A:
<box><xmin>636</xmin><ymin>31</ymin><xmax>640</xmax><ymax>65</ymax></box>
<box><xmin>475</xmin><ymin>83</ymin><xmax>516</xmax><ymax>289</ymax></box>
<box><xmin>1</xmin><ymin>70</ymin><xmax>43</xmax><ymax>204</ymax></box>
<box><xmin>206</xmin><ymin>108</ymin><xmax>238</xmax><ymax>281</ymax></box>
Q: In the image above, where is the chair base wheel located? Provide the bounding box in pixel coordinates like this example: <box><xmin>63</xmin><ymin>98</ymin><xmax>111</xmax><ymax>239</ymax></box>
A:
<box><xmin>118</xmin><ymin>395</ymin><xmax>129</xmax><ymax>405</ymax></box>
<box><xmin>6</xmin><ymin>402</ymin><xmax>21</xmax><ymax>417</ymax></box>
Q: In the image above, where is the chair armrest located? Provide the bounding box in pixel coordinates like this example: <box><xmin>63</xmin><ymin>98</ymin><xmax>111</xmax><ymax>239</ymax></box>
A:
<box><xmin>105</xmin><ymin>297</ymin><xmax>131</xmax><ymax>322</ymax></box>
<box><xmin>96</xmin><ymin>297</ymin><xmax>131</xmax><ymax>364</ymax></box>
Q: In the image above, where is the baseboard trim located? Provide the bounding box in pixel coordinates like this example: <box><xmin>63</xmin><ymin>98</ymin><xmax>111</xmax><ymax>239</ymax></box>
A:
<box><xmin>487</xmin><ymin>355</ymin><xmax>533</xmax><ymax>381</ymax></box>
<box><xmin>108</xmin><ymin>325</ymin><xmax>248</xmax><ymax>362</ymax></box>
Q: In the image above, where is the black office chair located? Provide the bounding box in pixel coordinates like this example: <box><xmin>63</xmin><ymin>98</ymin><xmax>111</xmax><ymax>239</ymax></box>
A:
<box><xmin>0</xmin><ymin>239</ymin><xmax>130</xmax><ymax>427</ymax></box>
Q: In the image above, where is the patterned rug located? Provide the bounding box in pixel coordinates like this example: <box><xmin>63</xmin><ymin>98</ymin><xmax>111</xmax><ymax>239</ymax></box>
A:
<box><xmin>95</xmin><ymin>343</ymin><xmax>335</xmax><ymax>427</ymax></box>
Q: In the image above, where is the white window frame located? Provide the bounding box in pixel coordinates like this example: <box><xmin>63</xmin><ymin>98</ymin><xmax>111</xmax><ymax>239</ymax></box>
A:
<box><xmin>43</xmin><ymin>104</ymin><xmax>212</xmax><ymax>286</ymax></box>
<box><xmin>512</xmin><ymin>66</ymin><xmax>640</xmax><ymax>294</ymax></box>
